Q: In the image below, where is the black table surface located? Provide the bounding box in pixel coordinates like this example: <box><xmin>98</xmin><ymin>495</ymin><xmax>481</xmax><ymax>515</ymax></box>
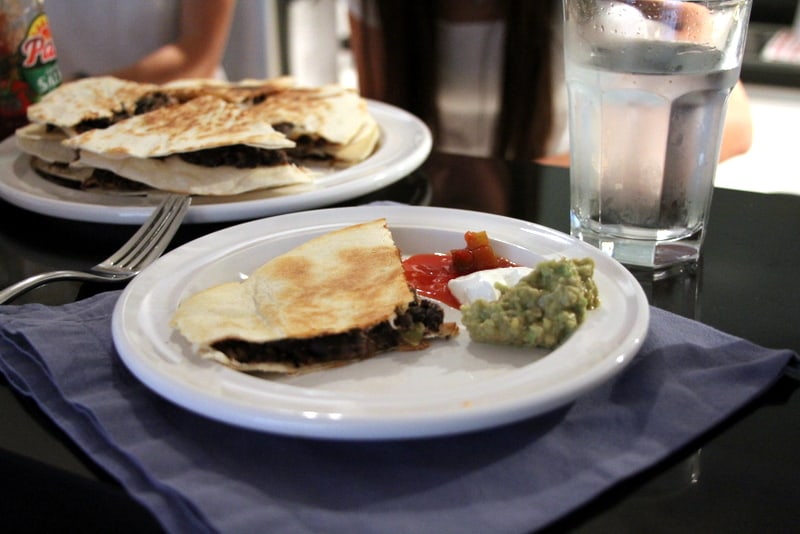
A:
<box><xmin>1</xmin><ymin>151</ymin><xmax>798</xmax><ymax>533</ymax></box>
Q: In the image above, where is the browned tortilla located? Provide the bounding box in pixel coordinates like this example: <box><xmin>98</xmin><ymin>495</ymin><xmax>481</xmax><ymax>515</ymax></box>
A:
<box><xmin>170</xmin><ymin>219</ymin><xmax>457</xmax><ymax>374</ymax></box>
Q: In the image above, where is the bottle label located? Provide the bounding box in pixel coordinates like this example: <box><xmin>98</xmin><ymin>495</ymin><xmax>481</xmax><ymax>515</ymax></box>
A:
<box><xmin>19</xmin><ymin>13</ymin><xmax>62</xmax><ymax>97</ymax></box>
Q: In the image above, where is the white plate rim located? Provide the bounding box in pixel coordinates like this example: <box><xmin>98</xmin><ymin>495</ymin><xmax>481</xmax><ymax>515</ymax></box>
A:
<box><xmin>0</xmin><ymin>100</ymin><xmax>431</xmax><ymax>224</ymax></box>
<box><xmin>112</xmin><ymin>205</ymin><xmax>650</xmax><ymax>440</ymax></box>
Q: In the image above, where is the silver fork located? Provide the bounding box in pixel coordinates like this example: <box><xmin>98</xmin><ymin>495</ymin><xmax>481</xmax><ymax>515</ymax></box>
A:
<box><xmin>0</xmin><ymin>194</ymin><xmax>191</xmax><ymax>305</ymax></box>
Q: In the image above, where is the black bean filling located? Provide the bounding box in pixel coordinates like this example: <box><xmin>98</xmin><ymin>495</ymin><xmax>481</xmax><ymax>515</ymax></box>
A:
<box><xmin>134</xmin><ymin>91</ymin><xmax>178</xmax><ymax>115</ymax></box>
<box><xmin>212</xmin><ymin>300</ymin><xmax>445</xmax><ymax>369</ymax></box>
<box><xmin>74</xmin><ymin>114</ymin><xmax>125</xmax><ymax>133</ymax></box>
<box><xmin>82</xmin><ymin>169</ymin><xmax>151</xmax><ymax>191</ymax></box>
<box><xmin>272</xmin><ymin>122</ymin><xmax>333</xmax><ymax>161</ymax></box>
<box><xmin>248</xmin><ymin>94</ymin><xmax>268</xmax><ymax>105</ymax></box>
<box><xmin>72</xmin><ymin>92</ymin><xmax>178</xmax><ymax>133</ymax></box>
<box><xmin>272</xmin><ymin>122</ymin><xmax>294</xmax><ymax>136</ymax></box>
<box><xmin>30</xmin><ymin>160</ymin><xmax>151</xmax><ymax>192</ymax></box>
<box><xmin>286</xmin><ymin>137</ymin><xmax>332</xmax><ymax>161</ymax></box>
<box><xmin>178</xmin><ymin>145</ymin><xmax>291</xmax><ymax>168</ymax></box>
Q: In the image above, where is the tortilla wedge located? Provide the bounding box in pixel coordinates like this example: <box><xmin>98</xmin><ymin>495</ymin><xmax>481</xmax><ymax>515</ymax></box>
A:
<box><xmin>25</xmin><ymin>76</ymin><xmax>161</xmax><ymax>134</ymax></box>
<box><xmin>244</xmin><ymin>85</ymin><xmax>380</xmax><ymax>163</ymax></box>
<box><xmin>63</xmin><ymin>95</ymin><xmax>313</xmax><ymax>195</ymax></box>
<box><xmin>170</xmin><ymin>219</ymin><xmax>458</xmax><ymax>374</ymax></box>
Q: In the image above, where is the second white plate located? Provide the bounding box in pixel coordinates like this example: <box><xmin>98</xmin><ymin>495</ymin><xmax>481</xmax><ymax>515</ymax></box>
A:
<box><xmin>112</xmin><ymin>205</ymin><xmax>650</xmax><ymax>440</ymax></box>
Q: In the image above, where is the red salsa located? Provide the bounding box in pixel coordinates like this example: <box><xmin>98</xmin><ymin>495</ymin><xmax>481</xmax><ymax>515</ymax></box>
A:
<box><xmin>402</xmin><ymin>231</ymin><xmax>516</xmax><ymax>308</ymax></box>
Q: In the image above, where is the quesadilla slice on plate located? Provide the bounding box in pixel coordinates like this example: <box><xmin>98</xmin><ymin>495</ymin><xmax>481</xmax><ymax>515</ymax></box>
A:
<box><xmin>17</xmin><ymin>76</ymin><xmax>181</xmax><ymax>188</ymax></box>
<box><xmin>16</xmin><ymin>77</ymin><xmax>149</xmax><ymax>170</ymax></box>
<box><xmin>171</xmin><ymin>219</ymin><xmax>458</xmax><ymax>374</ymax></box>
<box><xmin>244</xmin><ymin>84</ymin><xmax>380</xmax><ymax>164</ymax></box>
<box><xmin>25</xmin><ymin>76</ymin><xmax>164</xmax><ymax>136</ymax></box>
<box><xmin>63</xmin><ymin>95</ymin><xmax>314</xmax><ymax>195</ymax></box>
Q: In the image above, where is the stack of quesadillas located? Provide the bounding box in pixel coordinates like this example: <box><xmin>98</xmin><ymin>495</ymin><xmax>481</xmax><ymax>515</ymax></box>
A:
<box><xmin>14</xmin><ymin>76</ymin><xmax>381</xmax><ymax>196</ymax></box>
<box><xmin>171</xmin><ymin>219</ymin><xmax>458</xmax><ymax>374</ymax></box>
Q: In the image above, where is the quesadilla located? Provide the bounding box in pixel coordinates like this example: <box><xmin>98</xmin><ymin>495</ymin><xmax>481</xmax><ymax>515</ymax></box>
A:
<box><xmin>244</xmin><ymin>85</ymin><xmax>380</xmax><ymax>164</ymax></box>
<box><xmin>170</xmin><ymin>219</ymin><xmax>458</xmax><ymax>374</ymax></box>
<box><xmin>25</xmin><ymin>76</ymin><xmax>165</xmax><ymax>136</ymax></box>
<box><xmin>63</xmin><ymin>95</ymin><xmax>314</xmax><ymax>195</ymax></box>
<box><xmin>17</xmin><ymin>76</ymin><xmax>181</xmax><ymax>188</ymax></box>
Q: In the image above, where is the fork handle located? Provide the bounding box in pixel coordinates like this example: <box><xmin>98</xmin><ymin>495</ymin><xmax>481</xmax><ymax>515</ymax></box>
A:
<box><xmin>0</xmin><ymin>270</ymin><xmax>121</xmax><ymax>305</ymax></box>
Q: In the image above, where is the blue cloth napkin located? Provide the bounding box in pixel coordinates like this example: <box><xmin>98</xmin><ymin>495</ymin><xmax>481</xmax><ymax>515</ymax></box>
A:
<box><xmin>0</xmin><ymin>291</ymin><xmax>796</xmax><ymax>534</ymax></box>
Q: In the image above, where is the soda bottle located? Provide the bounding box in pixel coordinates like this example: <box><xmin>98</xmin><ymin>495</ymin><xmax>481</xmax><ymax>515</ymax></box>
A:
<box><xmin>1</xmin><ymin>0</ymin><xmax>62</xmax><ymax>139</ymax></box>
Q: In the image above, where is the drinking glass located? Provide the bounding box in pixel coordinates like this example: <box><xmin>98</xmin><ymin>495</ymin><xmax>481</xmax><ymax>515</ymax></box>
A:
<box><xmin>563</xmin><ymin>0</ymin><xmax>753</xmax><ymax>270</ymax></box>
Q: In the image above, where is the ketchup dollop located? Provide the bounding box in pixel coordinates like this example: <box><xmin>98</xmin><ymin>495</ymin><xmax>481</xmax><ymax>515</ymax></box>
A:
<box><xmin>402</xmin><ymin>231</ymin><xmax>516</xmax><ymax>308</ymax></box>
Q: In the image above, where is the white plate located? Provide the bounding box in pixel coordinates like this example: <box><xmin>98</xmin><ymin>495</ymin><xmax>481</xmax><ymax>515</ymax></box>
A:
<box><xmin>0</xmin><ymin>101</ymin><xmax>431</xmax><ymax>224</ymax></box>
<box><xmin>112</xmin><ymin>206</ymin><xmax>650</xmax><ymax>440</ymax></box>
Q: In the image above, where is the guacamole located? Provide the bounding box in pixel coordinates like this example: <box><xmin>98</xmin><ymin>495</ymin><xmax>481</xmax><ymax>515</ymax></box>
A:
<box><xmin>460</xmin><ymin>258</ymin><xmax>599</xmax><ymax>349</ymax></box>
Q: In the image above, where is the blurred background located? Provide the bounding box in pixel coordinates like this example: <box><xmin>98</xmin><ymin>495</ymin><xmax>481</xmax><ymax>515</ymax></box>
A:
<box><xmin>223</xmin><ymin>0</ymin><xmax>800</xmax><ymax>193</ymax></box>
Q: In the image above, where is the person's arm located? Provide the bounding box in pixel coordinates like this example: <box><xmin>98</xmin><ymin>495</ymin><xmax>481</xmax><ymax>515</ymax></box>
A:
<box><xmin>538</xmin><ymin>81</ymin><xmax>752</xmax><ymax>168</ymax></box>
<box><xmin>111</xmin><ymin>0</ymin><xmax>236</xmax><ymax>84</ymax></box>
<box><xmin>632</xmin><ymin>0</ymin><xmax>754</xmax><ymax>161</ymax></box>
<box><xmin>541</xmin><ymin>0</ymin><xmax>754</xmax><ymax>168</ymax></box>
<box><xmin>718</xmin><ymin>80</ymin><xmax>753</xmax><ymax>161</ymax></box>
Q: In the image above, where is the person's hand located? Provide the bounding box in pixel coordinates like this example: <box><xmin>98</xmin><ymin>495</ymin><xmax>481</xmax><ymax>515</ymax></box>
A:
<box><xmin>626</xmin><ymin>0</ymin><xmax>713</xmax><ymax>42</ymax></box>
<box><xmin>110</xmin><ymin>0</ymin><xmax>236</xmax><ymax>84</ymax></box>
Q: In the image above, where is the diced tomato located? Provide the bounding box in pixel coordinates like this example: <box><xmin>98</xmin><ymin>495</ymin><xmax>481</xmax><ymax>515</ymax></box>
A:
<box><xmin>451</xmin><ymin>248</ymin><xmax>474</xmax><ymax>274</ymax></box>
<box><xmin>464</xmin><ymin>230</ymin><xmax>490</xmax><ymax>250</ymax></box>
<box><xmin>451</xmin><ymin>231</ymin><xmax>505</xmax><ymax>274</ymax></box>
<box><xmin>471</xmin><ymin>244</ymin><xmax>499</xmax><ymax>270</ymax></box>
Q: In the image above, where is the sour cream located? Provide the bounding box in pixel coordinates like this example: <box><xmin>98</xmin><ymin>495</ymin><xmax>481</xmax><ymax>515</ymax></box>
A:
<box><xmin>447</xmin><ymin>266</ymin><xmax>533</xmax><ymax>305</ymax></box>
